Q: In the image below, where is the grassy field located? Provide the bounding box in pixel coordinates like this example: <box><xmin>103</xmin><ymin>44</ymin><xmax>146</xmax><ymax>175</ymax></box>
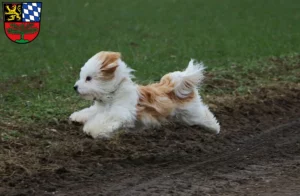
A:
<box><xmin>1</xmin><ymin>0</ymin><xmax>300</xmax><ymax>126</ymax></box>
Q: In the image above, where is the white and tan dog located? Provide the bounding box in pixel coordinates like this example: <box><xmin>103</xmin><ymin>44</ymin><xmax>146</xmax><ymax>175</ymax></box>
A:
<box><xmin>70</xmin><ymin>51</ymin><xmax>220</xmax><ymax>138</ymax></box>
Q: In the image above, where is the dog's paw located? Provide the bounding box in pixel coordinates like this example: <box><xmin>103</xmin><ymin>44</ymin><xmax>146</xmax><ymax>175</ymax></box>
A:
<box><xmin>83</xmin><ymin>125</ymin><xmax>111</xmax><ymax>139</ymax></box>
<box><xmin>83</xmin><ymin>122</ymin><xmax>120</xmax><ymax>139</ymax></box>
<box><xmin>69</xmin><ymin>112</ymin><xmax>88</xmax><ymax>124</ymax></box>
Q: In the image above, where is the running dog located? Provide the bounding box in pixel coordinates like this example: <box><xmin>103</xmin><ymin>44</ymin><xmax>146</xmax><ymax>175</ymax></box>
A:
<box><xmin>70</xmin><ymin>51</ymin><xmax>220</xmax><ymax>138</ymax></box>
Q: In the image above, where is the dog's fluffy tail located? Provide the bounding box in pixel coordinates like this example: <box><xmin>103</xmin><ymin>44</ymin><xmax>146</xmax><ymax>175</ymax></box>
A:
<box><xmin>173</xmin><ymin>59</ymin><xmax>205</xmax><ymax>98</ymax></box>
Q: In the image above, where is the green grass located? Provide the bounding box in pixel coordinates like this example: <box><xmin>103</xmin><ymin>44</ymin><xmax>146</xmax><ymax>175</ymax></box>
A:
<box><xmin>1</xmin><ymin>0</ymin><xmax>300</xmax><ymax>123</ymax></box>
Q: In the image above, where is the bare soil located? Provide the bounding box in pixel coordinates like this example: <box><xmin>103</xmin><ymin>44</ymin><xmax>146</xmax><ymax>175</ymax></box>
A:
<box><xmin>1</xmin><ymin>83</ymin><xmax>300</xmax><ymax>196</ymax></box>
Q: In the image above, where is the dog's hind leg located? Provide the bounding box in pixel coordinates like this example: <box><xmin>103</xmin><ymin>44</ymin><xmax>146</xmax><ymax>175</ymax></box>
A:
<box><xmin>178</xmin><ymin>95</ymin><xmax>220</xmax><ymax>134</ymax></box>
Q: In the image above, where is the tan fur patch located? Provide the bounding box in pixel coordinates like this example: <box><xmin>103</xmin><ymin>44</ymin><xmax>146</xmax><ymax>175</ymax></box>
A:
<box><xmin>137</xmin><ymin>74</ymin><xmax>195</xmax><ymax>124</ymax></box>
<box><xmin>98</xmin><ymin>51</ymin><xmax>121</xmax><ymax>80</ymax></box>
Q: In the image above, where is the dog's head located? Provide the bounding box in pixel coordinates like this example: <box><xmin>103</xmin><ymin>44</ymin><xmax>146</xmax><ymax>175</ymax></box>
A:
<box><xmin>74</xmin><ymin>51</ymin><xmax>134</xmax><ymax>101</ymax></box>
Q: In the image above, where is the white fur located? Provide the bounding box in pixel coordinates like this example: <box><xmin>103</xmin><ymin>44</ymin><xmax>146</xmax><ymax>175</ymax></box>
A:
<box><xmin>71</xmin><ymin>56</ymin><xmax>138</xmax><ymax>138</ymax></box>
<box><xmin>171</xmin><ymin>59</ymin><xmax>205</xmax><ymax>98</ymax></box>
<box><xmin>170</xmin><ymin>60</ymin><xmax>220</xmax><ymax>133</ymax></box>
<box><xmin>175</xmin><ymin>93</ymin><xmax>220</xmax><ymax>133</ymax></box>
<box><xmin>70</xmin><ymin>54</ymin><xmax>220</xmax><ymax>138</ymax></box>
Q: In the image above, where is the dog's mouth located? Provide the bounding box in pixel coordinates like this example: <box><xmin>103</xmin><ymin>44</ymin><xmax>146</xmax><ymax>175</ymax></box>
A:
<box><xmin>93</xmin><ymin>97</ymin><xmax>104</xmax><ymax>102</ymax></box>
<box><xmin>77</xmin><ymin>93</ymin><xmax>94</xmax><ymax>100</ymax></box>
<box><xmin>78</xmin><ymin>92</ymin><xmax>104</xmax><ymax>102</ymax></box>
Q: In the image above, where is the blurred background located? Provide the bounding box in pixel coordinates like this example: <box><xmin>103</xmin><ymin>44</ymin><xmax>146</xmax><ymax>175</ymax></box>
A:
<box><xmin>1</xmin><ymin>0</ymin><xmax>300</xmax><ymax>121</ymax></box>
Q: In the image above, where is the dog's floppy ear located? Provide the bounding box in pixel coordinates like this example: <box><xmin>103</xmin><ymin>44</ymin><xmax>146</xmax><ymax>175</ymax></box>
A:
<box><xmin>98</xmin><ymin>51</ymin><xmax>121</xmax><ymax>80</ymax></box>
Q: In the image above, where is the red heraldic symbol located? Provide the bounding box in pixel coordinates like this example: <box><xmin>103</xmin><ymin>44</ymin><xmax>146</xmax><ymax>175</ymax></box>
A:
<box><xmin>3</xmin><ymin>2</ymin><xmax>42</xmax><ymax>44</ymax></box>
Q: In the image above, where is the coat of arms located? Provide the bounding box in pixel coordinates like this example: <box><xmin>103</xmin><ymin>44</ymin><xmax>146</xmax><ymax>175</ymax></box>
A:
<box><xmin>3</xmin><ymin>2</ymin><xmax>42</xmax><ymax>44</ymax></box>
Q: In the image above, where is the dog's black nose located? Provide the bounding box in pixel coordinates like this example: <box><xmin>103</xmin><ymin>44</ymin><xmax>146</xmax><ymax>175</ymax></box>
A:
<box><xmin>74</xmin><ymin>85</ymin><xmax>78</xmax><ymax>91</ymax></box>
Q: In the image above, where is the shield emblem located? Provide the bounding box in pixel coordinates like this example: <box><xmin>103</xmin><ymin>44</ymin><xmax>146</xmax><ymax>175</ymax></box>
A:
<box><xmin>2</xmin><ymin>2</ymin><xmax>42</xmax><ymax>44</ymax></box>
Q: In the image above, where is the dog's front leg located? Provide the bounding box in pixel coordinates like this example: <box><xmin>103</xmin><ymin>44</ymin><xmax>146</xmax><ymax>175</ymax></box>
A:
<box><xmin>83</xmin><ymin>106</ymin><xmax>135</xmax><ymax>138</ymax></box>
<box><xmin>69</xmin><ymin>104</ymin><xmax>98</xmax><ymax>124</ymax></box>
<box><xmin>83</xmin><ymin>114</ymin><xmax>122</xmax><ymax>138</ymax></box>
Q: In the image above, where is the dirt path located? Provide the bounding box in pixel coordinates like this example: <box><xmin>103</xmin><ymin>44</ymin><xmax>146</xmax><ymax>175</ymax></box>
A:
<box><xmin>108</xmin><ymin>119</ymin><xmax>300</xmax><ymax>196</ymax></box>
<box><xmin>1</xmin><ymin>84</ymin><xmax>300</xmax><ymax>196</ymax></box>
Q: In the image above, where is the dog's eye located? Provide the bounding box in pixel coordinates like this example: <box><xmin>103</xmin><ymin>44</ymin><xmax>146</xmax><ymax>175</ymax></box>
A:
<box><xmin>86</xmin><ymin>76</ymin><xmax>92</xmax><ymax>81</ymax></box>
